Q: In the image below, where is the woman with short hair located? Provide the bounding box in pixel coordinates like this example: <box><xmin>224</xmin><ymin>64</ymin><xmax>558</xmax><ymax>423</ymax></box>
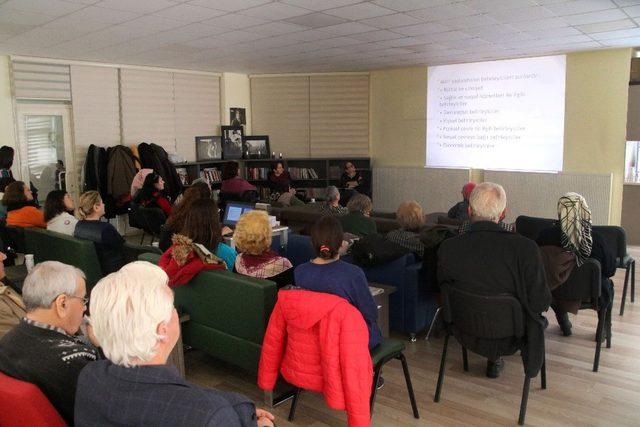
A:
<box><xmin>294</xmin><ymin>216</ymin><xmax>381</xmax><ymax>350</ymax></box>
<box><xmin>74</xmin><ymin>191</ymin><xmax>126</xmax><ymax>275</ymax></box>
<box><xmin>339</xmin><ymin>193</ymin><xmax>377</xmax><ymax>237</ymax></box>
<box><xmin>234</xmin><ymin>210</ymin><xmax>293</xmax><ymax>287</ymax></box>
<box><xmin>386</xmin><ymin>201</ymin><xmax>426</xmax><ymax>256</ymax></box>
<box><xmin>44</xmin><ymin>190</ymin><xmax>78</xmax><ymax>236</ymax></box>
<box><xmin>320</xmin><ymin>185</ymin><xmax>347</xmax><ymax>216</ymax></box>
<box><xmin>3</xmin><ymin>181</ymin><xmax>45</xmax><ymax>228</ymax></box>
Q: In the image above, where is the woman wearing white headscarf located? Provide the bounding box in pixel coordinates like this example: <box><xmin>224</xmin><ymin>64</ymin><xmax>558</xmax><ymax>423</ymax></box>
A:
<box><xmin>537</xmin><ymin>193</ymin><xmax>616</xmax><ymax>337</ymax></box>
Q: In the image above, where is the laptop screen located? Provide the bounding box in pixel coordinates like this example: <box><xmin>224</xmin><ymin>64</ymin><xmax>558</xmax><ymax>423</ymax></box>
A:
<box><xmin>223</xmin><ymin>202</ymin><xmax>254</xmax><ymax>226</ymax></box>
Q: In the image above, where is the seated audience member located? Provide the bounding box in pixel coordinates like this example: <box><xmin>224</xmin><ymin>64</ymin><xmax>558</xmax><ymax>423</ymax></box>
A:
<box><xmin>294</xmin><ymin>216</ymin><xmax>382</xmax><ymax>350</ymax></box>
<box><xmin>159</xmin><ymin>181</ymin><xmax>216</xmax><ymax>251</ymax></box>
<box><xmin>536</xmin><ymin>193</ymin><xmax>616</xmax><ymax>337</ymax></box>
<box><xmin>267</xmin><ymin>161</ymin><xmax>304</xmax><ymax>207</ymax></box>
<box><xmin>340</xmin><ymin>193</ymin><xmax>377</xmax><ymax>237</ymax></box>
<box><xmin>320</xmin><ymin>185</ymin><xmax>347</xmax><ymax>216</ymax></box>
<box><xmin>134</xmin><ymin>172</ymin><xmax>173</xmax><ymax>216</ymax></box>
<box><xmin>130</xmin><ymin>168</ymin><xmax>153</xmax><ymax>198</ymax></box>
<box><xmin>340</xmin><ymin>161</ymin><xmax>369</xmax><ymax>195</ymax></box>
<box><xmin>74</xmin><ymin>191</ymin><xmax>126</xmax><ymax>275</ymax></box>
<box><xmin>0</xmin><ymin>251</ymin><xmax>25</xmax><ymax>338</ymax></box>
<box><xmin>159</xmin><ymin>234</ymin><xmax>226</xmax><ymax>287</ymax></box>
<box><xmin>0</xmin><ymin>176</ymin><xmax>15</xmax><ymax>218</ymax></box>
<box><xmin>220</xmin><ymin>161</ymin><xmax>256</xmax><ymax>195</ymax></box>
<box><xmin>74</xmin><ymin>261</ymin><xmax>275</xmax><ymax>427</ymax></box>
<box><xmin>386</xmin><ymin>200</ymin><xmax>426</xmax><ymax>257</ymax></box>
<box><xmin>178</xmin><ymin>198</ymin><xmax>237</xmax><ymax>270</ymax></box>
<box><xmin>0</xmin><ymin>262</ymin><xmax>98</xmax><ymax>424</ymax></box>
<box><xmin>438</xmin><ymin>182</ymin><xmax>551</xmax><ymax>379</ymax></box>
<box><xmin>44</xmin><ymin>190</ymin><xmax>78</xmax><ymax>236</ymax></box>
<box><xmin>447</xmin><ymin>182</ymin><xmax>476</xmax><ymax>222</ymax></box>
<box><xmin>3</xmin><ymin>181</ymin><xmax>45</xmax><ymax>228</ymax></box>
<box><xmin>234</xmin><ymin>210</ymin><xmax>293</xmax><ymax>287</ymax></box>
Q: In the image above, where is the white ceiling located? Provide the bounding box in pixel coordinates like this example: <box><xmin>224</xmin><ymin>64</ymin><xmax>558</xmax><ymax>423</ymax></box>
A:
<box><xmin>0</xmin><ymin>0</ymin><xmax>639</xmax><ymax>73</ymax></box>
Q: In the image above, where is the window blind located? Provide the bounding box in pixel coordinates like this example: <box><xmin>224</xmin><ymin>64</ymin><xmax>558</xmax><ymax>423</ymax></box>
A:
<box><xmin>251</xmin><ymin>76</ymin><xmax>310</xmax><ymax>158</ymax></box>
<box><xmin>120</xmin><ymin>69</ymin><xmax>176</xmax><ymax>153</ymax></box>
<box><xmin>12</xmin><ymin>61</ymin><xmax>71</xmax><ymax>101</ymax></box>
<box><xmin>174</xmin><ymin>73</ymin><xmax>220</xmax><ymax>162</ymax></box>
<box><xmin>310</xmin><ymin>75</ymin><xmax>369</xmax><ymax>158</ymax></box>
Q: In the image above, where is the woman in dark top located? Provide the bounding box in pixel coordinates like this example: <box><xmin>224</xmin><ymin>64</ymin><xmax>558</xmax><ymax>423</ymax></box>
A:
<box><xmin>0</xmin><ymin>146</ymin><xmax>14</xmax><ymax>179</ymax></box>
<box><xmin>74</xmin><ymin>191</ymin><xmax>126</xmax><ymax>275</ymax></box>
<box><xmin>267</xmin><ymin>161</ymin><xmax>304</xmax><ymax>207</ymax></box>
<box><xmin>536</xmin><ymin>193</ymin><xmax>616</xmax><ymax>336</ymax></box>
<box><xmin>220</xmin><ymin>161</ymin><xmax>256</xmax><ymax>195</ymax></box>
<box><xmin>294</xmin><ymin>216</ymin><xmax>381</xmax><ymax>350</ymax></box>
<box><xmin>340</xmin><ymin>193</ymin><xmax>377</xmax><ymax>237</ymax></box>
<box><xmin>134</xmin><ymin>172</ymin><xmax>173</xmax><ymax>217</ymax></box>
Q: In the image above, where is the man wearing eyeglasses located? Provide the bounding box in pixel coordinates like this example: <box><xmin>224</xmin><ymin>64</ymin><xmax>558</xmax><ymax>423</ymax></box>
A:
<box><xmin>0</xmin><ymin>261</ymin><xmax>99</xmax><ymax>425</ymax></box>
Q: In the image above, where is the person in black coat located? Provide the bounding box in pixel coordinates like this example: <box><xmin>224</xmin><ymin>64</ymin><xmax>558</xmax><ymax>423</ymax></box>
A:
<box><xmin>536</xmin><ymin>193</ymin><xmax>616</xmax><ymax>337</ymax></box>
<box><xmin>438</xmin><ymin>182</ymin><xmax>551</xmax><ymax>379</ymax></box>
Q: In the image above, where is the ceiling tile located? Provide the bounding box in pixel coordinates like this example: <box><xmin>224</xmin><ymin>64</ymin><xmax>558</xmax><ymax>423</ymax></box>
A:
<box><xmin>315</xmin><ymin>22</ymin><xmax>379</xmax><ymax>35</ymax></box>
<box><xmin>623</xmin><ymin>4</ymin><xmax>640</xmax><ymax>16</ymax></box>
<box><xmin>188</xmin><ymin>0</ymin><xmax>273</xmax><ymax>12</ymax></box>
<box><xmin>284</xmin><ymin>12</ymin><xmax>347</xmax><ymax>28</ymax></box>
<box><xmin>443</xmin><ymin>37</ymin><xmax>491</xmax><ymax>50</ymax></box>
<box><xmin>201</xmin><ymin>13</ymin><xmax>268</xmax><ymax>30</ymax></box>
<box><xmin>373</xmin><ymin>36</ymin><xmax>427</xmax><ymax>48</ymax></box>
<box><xmin>467</xmin><ymin>24</ymin><xmax>521</xmax><ymax>37</ymax></box>
<box><xmin>118</xmin><ymin>16</ymin><xmax>186</xmax><ymax>35</ymax></box>
<box><xmin>243</xmin><ymin>21</ymin><xmax>308</xmax><ymax>35</ymax></box>
<box><xmin>358</xmin><ymin>13</ymin><xmax>424</xmax><ymax>29</ymax></box>
<box><xmin>0</xmin><ymin>7</ymin><xmax>56</xmax><ymax>26</ymax></box>
<box><xmin>441</xmin><ymin>14</ymin><xmax>500</xmax><ymax>30</ymax></box>
<box><xmin>371</xmin><ymin>0</ymin><xmax>454</xmax><ymax>12</ymax></box>
<box><xmin>481</xmin><ymin>31</ymin><xmax>536</xmax><ymax>43</ymax></box>
<box><xmin>545</xmin><ymin>0</ymin><xmax>618</xmax><ymax>15</ymax></box>
<box><xmin>487</xmin><ymin>6</ymin><xmax>555</xmax><ymax>23</ymax></box>
<box><xmin>275</xmin><ymin>29</ymin><xmax>338</xmax><ymax>41</ymax></box>
<box><xmin>393</xmin><ymin>22</ymin><xmax>450</xmax><ymax>36</ymax></box>
<box><xmin>279</xmin><ymin>0</ymin><xmax>362</xmax><ymax>11</ymax></box>
<box><xmin>526</xmin><ymin>26</ymin><xmax>582</xmax><ymax>38</ymax></box>
<box><xmin>350</xmin><ymin>29</ymin><xmax>406</xmax><ymax>42</ymax></box>
<box><xmin>408</xmin><ymin>3</ymin><xmax>479</xmax><ymax>21</ymax></box>
<box><xmin>426</xmin><ymin>30</ymin><xmax>472</xmax><ymax>42</ymax></box>
<box><xmin>323</xmin><ymin>3</ymin><xmax>396</xmax><ymax>20</ymax></box>
<box><xmin>239</xmin><ymin>2</ymin><xmax>312</xmax><ymax>20</ymax></box>
<box><xmin>94</xmin><ymin>0</ymin><xmax>177</xmax><ymax>14</ymax></box>
<box><xmin>0</xmin><ymin>22</ymin><xmax>36</xmax><ymax>36</ymax></box>
<box><xmin>153</xmin><ymin>4</ymin><xmax>227</xmax><ymax>22</ymax></box>
<box><xmin>613</xmin><ymin>0</ymin><xmax>640</xmax><ymax>5</ymax></box>
<box><xmin>510</xmin><ymin>17</ymin><xmax>568</xmax><ymax>30</ymax></box>
<box><xmin>40</xmin><ymin>17</ymin><xmax>111</xmax><ymax>33</ymax></box>
<box><xmin>2</xmin><ymin>0</ymin><xmax>84</xmax><ymax>16</ymax></box>
<box><xmin>52</xmin><ymin>6</ymin><xmax>140</xmax><ymax>25</ymax></box>
<box><xmin>575</xmin><ymin>18</ymin><xmax>637</xmax><ymax>33</ymax></box>
<box><xmin>562</xmin><ymin>8</ymin><xmax>627</xmax><ymax>25</ymax></box>
<box><xmin>590</xmin><ymin>27</ymin><xmax>640</xmax><ymax>39</ymax></box>
<box><xmin>599</xmin><ymin>35</ymin><xmax>640</xmax><ymax>44</ymax></box>
<box><xmin>464</xmin><ymin>0</ymin><xmax>537</xmax><ymax>13</ymax></box>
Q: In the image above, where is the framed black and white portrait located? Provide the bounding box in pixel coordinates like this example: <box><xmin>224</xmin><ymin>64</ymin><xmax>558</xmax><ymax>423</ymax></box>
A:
<box><xmin>221</xmin><ymin>126</ymin><xmax>244</xmax><ymax>160</ymax></box>
<box><xmin>195</xmin><ymin>136</ymin><xmax>222</xmax><ymax>161</ymax></box>
<box><xmin>230</xmin><ymin>107</ymin><xmax>246</xmax><ymax>127</ymax></box>
<box><xmin>243</xmin><ymin>135</ymin><xmax>270</xmax><ymax>159</ymax></box>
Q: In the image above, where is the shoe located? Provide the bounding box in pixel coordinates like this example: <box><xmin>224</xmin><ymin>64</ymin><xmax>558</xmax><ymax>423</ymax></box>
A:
<box><xmin>486</xmin><ymin>358</ymin><xmax>504</xmax><ymax>379</ymax></box>
<box><xmin>556</xmin><ymin>313</ymin><xmax>572</xmax><ymax>336</ymax></box>
<box><xmin>376</xmin><ymin>376</ymin><xmax>385</xmax><ymax>390</ymax></box>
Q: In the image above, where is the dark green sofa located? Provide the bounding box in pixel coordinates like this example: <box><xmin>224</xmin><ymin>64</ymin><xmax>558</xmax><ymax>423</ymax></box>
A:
<box><xmin>139</xmin><ymin>253</ymin><xmax>278</xmax><ymax>374</ymax></box>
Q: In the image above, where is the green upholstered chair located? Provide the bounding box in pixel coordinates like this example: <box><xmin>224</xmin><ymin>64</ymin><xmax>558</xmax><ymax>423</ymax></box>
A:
<box><xmin>139</xmin><ymin>253</ymin><xmax>278</xmax><ymax>374</ymax></box>
<box><xmin>24</xmin><ymin>228</ymin><xmax>103</xmax><ymax>292</ymax></box>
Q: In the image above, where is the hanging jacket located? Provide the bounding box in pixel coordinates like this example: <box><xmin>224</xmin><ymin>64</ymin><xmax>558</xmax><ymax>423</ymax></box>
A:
<box><xmin>106</xmin><ymin>146</ymin><xmax>138</xmax><ymax>201</ymax></box>
<box><xmin>258</xmin><ymin>290</ymin><xmax>372</xmax><ymax>427</ymax></box>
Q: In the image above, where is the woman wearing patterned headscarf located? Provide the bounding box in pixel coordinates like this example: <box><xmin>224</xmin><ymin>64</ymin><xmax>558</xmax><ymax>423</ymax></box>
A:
<box><xmin>537</xmin><ymin>193</ymin><xmax>616</xmax><ymax>337</ymax></box>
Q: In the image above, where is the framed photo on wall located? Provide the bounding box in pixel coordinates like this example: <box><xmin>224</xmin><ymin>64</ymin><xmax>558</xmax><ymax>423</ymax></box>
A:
<box><xmin>221</xmin><ymin>126</ymin><xmax>244</xmax><ymax>160</ymax></box>
<box><xmin>195</xmin><ymin>136</ymin><xmax>222</xmax><ymax>161</ymax></box>
<box><xmin>243</xmin><ymin>135</ymin><xmax>270</xmax><ymax>159</ymax></box>
<box><xmin>230</xmin><ymin>107</ymin><xmax>246</xmax><ymax>127</ymax></box>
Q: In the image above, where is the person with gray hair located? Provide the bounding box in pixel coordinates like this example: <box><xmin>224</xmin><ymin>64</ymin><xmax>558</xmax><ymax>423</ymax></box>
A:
<box><xmin>75</xmin><ymin>261</ymin><xmax>275</xmax><ymax>427</ymax></box>
<box><xmin>340</xmin><ymin>193</ymin><xmax>377</xmax><ymax>236</ymax></box>
<box><xmin>438</xmin><ymin>182</ymin><xmax>551</xmax><ymax>379</ymax></box>
<box><xmin>0</xmin><ymin>261</ymin><xmax>98</xmax><ymax>424</ymax></box>
<box><xmin>320</xmin><ymin>185</ymin><xmax>348</xmax><ymax>216</ymax></box>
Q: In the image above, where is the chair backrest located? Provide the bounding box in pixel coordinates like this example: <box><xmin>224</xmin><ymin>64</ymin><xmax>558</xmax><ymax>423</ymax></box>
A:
<box><xmin>592</xmin><ymin>225</ymin><xmax>627</xmax><ymax>260</ymax></box>
<box><xmin>127</xmin><ymin>202</ymin><xmax>144</xmax><ymax>230</ymax></box>
<box><xmin>138</xmin><ymin>206</ymin><xmax>166</xmax><ymax>236</ymax></box>
<box><xmin>515</xmin><ymin>215</ymin><xmax>556</xmax><ymax>241</ymax></box>
<box><xmin>282</xmin><ymin>234</ymin><xmax>315</xmax><ymax>267</ymax></box>
<box><xmin>442</xmin><ymin>285</ymin><xmax>525</xmax><ymax>340</ymax></box>
<box><xmin>0</xmin><ymin>223</ymin><xmax>26</xmax><ymax>254</ymax></box>
<box><xmin>552</xmin><ymin>258</ymin><xmax>601</xmax><ymax>307</ymax></box>
<box><xmin>0</xmin><ymin>371</ymin><xmax>67</xmax><ymax>427</ymax></box>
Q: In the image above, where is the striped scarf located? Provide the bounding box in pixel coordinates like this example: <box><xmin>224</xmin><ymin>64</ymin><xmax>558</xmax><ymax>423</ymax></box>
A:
<box><xmin>558</xmin><ymin>192</ymin><xmax>593</xmax><ymax>267</ymax></box>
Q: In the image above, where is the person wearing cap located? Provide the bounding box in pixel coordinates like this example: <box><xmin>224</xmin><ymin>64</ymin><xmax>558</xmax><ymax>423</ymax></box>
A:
<box><xmin>447</xmin><ymin>182</ymin><xmax>476</xmax><ymax>222</ymax></box>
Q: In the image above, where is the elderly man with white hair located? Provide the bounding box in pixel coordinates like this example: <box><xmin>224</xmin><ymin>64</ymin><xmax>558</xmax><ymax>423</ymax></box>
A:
<box><xmin>0</xmin><ymin>261</ymin><xmax>98</xmax><ymax>424</ymax></box>
<box><xmin>437</xmin><ymin>182</ymin><xmax>551</xmax><ymax>379</ymax></box>
<box><xmin>75</xmin><ymin>261</ymin><xmax>275</xmax><ymax>427</ymax></box>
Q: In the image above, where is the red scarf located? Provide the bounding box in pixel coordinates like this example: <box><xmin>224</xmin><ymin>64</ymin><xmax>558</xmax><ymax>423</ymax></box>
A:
<box><xmin>239</xmin><ymin>250</ymin><xmax>280</xmax><ymax>269</ymax></box>
<box><xmin>159</xmin><ymin>245</ymin><xmax>225</xmax><ymax>287</ymax></box>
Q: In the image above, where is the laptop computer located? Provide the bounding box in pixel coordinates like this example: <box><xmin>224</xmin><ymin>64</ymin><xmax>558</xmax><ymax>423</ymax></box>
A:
<box><xmin>222</xmin><ymin>202</ymin><xmax>255</xmax><ymax>227</ymax></box>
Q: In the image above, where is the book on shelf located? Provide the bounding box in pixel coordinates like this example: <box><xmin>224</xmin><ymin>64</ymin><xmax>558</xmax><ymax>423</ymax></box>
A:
<box><xmin>289</xmin><ymin>167</ymin><xmax>319</xmax><ymax>180</ymax></box>
<box><xmin>200</xmin><ymin>167</ymin><xmax>222</xmax><ymax>184</ymax></box>
<box><xmin>246</xmin><ymin>167</ymin><xmax>269</xmax><ymax>180</ymax></box>
<box><xmin>175</xmin><ymin>167</ymin><xmax>190</xmax><ymax>185</ymax></box>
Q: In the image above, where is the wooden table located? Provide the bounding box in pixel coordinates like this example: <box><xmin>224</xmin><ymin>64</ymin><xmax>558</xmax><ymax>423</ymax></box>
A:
<box><xmin>369</xmin><ymin>282</ymin><xmax>397</xmax><ymax>338</ymax></box>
